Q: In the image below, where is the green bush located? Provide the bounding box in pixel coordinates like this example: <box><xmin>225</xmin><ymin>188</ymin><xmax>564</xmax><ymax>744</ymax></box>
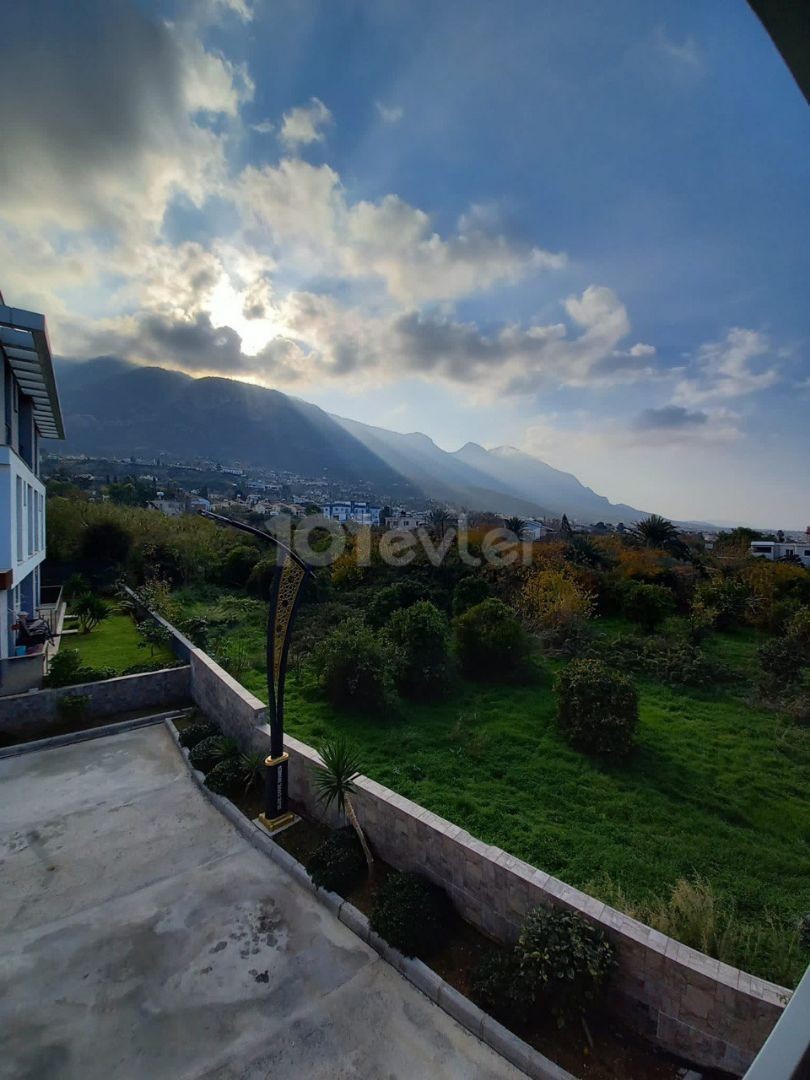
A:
<box><xmin>45</xmin><ymin>648</ymin><xmax>115</xmax><ymax>688</ymax></box>
<box><xmin>471</xmin><ymin>949</ymin><xmax>529</xmax><ymax>1023</ymax></box>
<box><xmin>453</xmin><ymin>598</ymin><xmax>530</xmax><ymax>682</ymax></box>
<box><xmin>758</xmin><ymin>638</ymin><xmax>805</xmax><ymax>692</ymax></box>
<box><xmin>515</xmin><ymin>907</ymin><xmax>616</xmax><ymax>1023</ymax></box>
<box><xmin>452</xmin><ymin>575</ymin><xmax>490</xmax><ymax>617</ymax></box>
<box><xmin>622</xmin><ymin>582</ymin><xmax>674</xmax><ymax>634</ymax></box>
<box><xmin>366</xmin><ymin>581</ymin><xmax>425</xmax><ymax>628</ymax></box>
<box><xmin>369</xmin><ymin>871</ymin><xmax>453</xmax><ymax>957</ymax></box>
<box><xmin>56</xmin><ymin>693</ymin><xmax>90</xmax><ymax>724</ymax></box>
<box><xmin>204</xmin><ymin>758</ymin><xmax>246</xmax><ymax>797</ymax></box>
<box><xmin>600</xmin><ymin>634</ymin><xmax>730</xmax><ymax>689</ymax></box>
<box><xmin>695</xmin><ymin>578</ymin><xmax>753</xmax><ymax>630</ymax></box>
<box><xmin>554</xmin><ymin>658</ymin><xmax>638</xmax><ymax>757</ymax></box>
<box><xmin>217</xmin><ymin>544</ymin><xmax>260</xmax><ymax>588</ymax></box>
<box><xmin>178</xmin><ymin>720</ymin><xmax>219</xmax><ymax>749</ymax></box>
<box><xmin>189</xmin><ymin>734</ymin><xmax>238</xmax><ymax>772</ymax></box>
<box><xmin>800</xmin><ymin>913</ymin><xmax>810</xmax><ymax>951</ymax></box>
<box><xmin>314</xmin><ymin>620</ymin><xmax>393</xmax><ymax>713</ymax></box>
<box><xmin>306</xmin><ymin>827</ymin><xmax>367</xmax><ymax>894</ymax></box>
<box><xmin>388</xmin><ymin>601</ymin><xmax>452</xmax><ymax>700</ymax></box>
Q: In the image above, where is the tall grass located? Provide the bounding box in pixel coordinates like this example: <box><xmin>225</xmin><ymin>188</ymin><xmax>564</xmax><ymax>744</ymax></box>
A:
<box><xmin>589</xmin><ymin>874</ymin><xmax>802</xmax><ymax>990</ymax></box>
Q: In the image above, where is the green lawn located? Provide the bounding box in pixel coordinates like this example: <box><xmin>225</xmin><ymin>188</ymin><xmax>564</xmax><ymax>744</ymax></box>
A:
<box><xmin>173</xmin><ymin>586</ymin><xmax>810</xmax><ymax>985</ymax></box>
<box><xmin>68</xmin><ymin>608</ymin><xmax>175</xmax><ymax>672</ymax></box>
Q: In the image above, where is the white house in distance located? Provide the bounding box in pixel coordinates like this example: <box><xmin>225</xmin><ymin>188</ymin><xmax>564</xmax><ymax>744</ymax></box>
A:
<box><xmin>322</xmin><ymin>500</ymin><xmax>382</xmax><ymax>526</ymax></box>
<box><xmin>750</xmin><ymin>538</ymin><xmax>810</xmax><ymax>568</ymax></box>
<box><xmin>0</xmin><ymin>295</ymin><xmax>65</xmax><ymax>693</ymax></box>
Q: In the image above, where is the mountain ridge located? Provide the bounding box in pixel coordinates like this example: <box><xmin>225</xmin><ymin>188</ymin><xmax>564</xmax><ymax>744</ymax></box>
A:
<box><xmin>54</xmin><ymin>358</ymin><xmax>650</xmax><ymax>523</ymax></box>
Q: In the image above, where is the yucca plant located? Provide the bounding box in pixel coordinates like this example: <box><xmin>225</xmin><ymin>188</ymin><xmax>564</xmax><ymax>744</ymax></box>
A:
<box><xmin>312</xmin><ymin>737</ymin><xmax>373</xmax><ymax>870</ymax></box>
<box><xmin>241</xmin><ymin>751</ymin><xmax>266</xmax><ymax>793</ymax></box>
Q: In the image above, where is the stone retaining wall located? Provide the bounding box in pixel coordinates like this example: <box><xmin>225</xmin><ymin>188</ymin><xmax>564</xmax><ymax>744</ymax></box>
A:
<box><xmin>130</xmin><ymin>592</ymin><xmax>790</xmax><ymax>1075</ymax></box>
<box><xmin>0</xmin><ymin>666</ymin><xmax>191</xmax><ymax>744</ymax></box>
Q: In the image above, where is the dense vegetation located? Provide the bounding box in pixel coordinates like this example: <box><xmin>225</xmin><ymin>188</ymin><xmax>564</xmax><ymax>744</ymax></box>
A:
<box><xmin>46</xmin><ymin>499</ymin><xmax>810</xmax><ymax>985</ymax></box>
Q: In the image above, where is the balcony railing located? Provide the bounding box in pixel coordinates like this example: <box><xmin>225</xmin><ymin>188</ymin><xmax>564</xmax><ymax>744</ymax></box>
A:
<box><xmin>37</xmin><ymin>584</ymin><xmax>64</xmax><ymax>636</ymax></box>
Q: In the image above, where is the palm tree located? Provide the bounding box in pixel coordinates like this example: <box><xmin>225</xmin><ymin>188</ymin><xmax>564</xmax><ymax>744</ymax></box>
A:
<box><xmin>312</xmin><ymin>736</ymin><xmax>374</xmax><ymax>870</ymax></box>
<box><xmin>503</xmin><ymin>516</ymin><xmax>528</xmax><ymax>539</ymax></box>
<box><xmin>427</xmin><ymin>507</ymin><xmax>451</xmax><ymax>537</ymax></box>
<box><xmin>629</xmin><ymin>514</ymin><xmax>688</xmax><ymax>559</ymax></box>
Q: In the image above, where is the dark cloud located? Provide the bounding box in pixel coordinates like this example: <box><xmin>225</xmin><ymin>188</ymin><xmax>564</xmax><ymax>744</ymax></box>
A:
<box><xmin>635</xmin><ymin>405</ymin><xmax>708</xmax><ymax>430</ymax></box>
<box><xmin>139</xmin><ymin>313</ymin><xmax>245</xmax><ymax>372</ymax></box>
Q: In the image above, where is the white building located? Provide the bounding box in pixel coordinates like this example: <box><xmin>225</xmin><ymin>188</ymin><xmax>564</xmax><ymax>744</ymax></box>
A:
<box><xmin>1</xmin><ymin>297</ymin><xmax>65</xmax><ymax>693</ymax></box>
<box><xmin>750</xmin><ymin>540</ymin><xmax>810</xmax><ymax>568</ymax></box>
<box><xmin>322</xmin><ymin>501</ymin><xmax>382</xmax><ymax>526</ymax></box>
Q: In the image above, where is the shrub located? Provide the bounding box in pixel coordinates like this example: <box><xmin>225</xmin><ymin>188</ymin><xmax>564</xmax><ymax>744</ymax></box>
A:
<box><xmin>73</xmin><ymin>593</ymin><xmax>110</xmax><ymax>634</ymax></box>
<box><xmin>314</xmin><ymin>620</ymin><xmax>393</xmax><ymax>713</ymax></box>
<box><xmin>306</xmin><ymin>827</ymin><xmax>367</xmax><ymax>895</ymax></box>
<box><xmin>189</xmin><ymin>734</ymin><xmax>238</xmax><ymax>773</ymax></box>
<box><xmin>369</xmin><ymin>871</ymin><xmax>453</xmax><ymax>957</ymax></box>
<box><xmin>515</xmin><ymin>907</ymin><xmax>616</xmax><ymax>1023</ymax></box>
<box><xmin>452</xmin><ymin>575</ymin><xmax>490</xmax><ymax>617</ymax></box>
<box><xmin>758</xmin><ymin>638</ymin><xmax>805</xmax><ymax>692</ymax></box>
<box><xmin>695</xmin><ymin>578</ymin><xmax>753</xmax><ymax>630</ymax></box>
<box><xmin>800</xmin><ymin>913</ymin><xmax>810</xmax><ymax>952</ymax></box>
<box><xmin>521</xmin><ymin>569</ymin><xmax>595</xmax><ymax>650</ymax></box>
<box><xmin>622</xmin><ymin>582</ymin><xmax>674</xmax><ymax>634</ymax></box>
<box><xmin>388</xmin><ymin>600</ymin><xmax>452</xmax><ymax>700</ymax></box>
<box><xmin>204</xmin><ymin>758</ymin><xmax>246</xmax><ymax>797</ymax></box>
<box><xmin>45</xmin><ymin>648</ymin><xmax>115</xmax><ymax>688</ymax></box>
<box><xmin>471</xmin><ymin>950</ymin><xmax>529</xmax><ymax>1023</ymax></box>
<box><xmin>786</xmin><ymin>606</ymin><xmax>810</xmax><ymax>663</ymax></box>
<box><xmin>246</xmin><ymin>557</ymin><xmax>277</xmax><ymax>598</ymax></box>
<box><xmin>453</xmin><ymin>598</ymin><xmax>530</xmax><ymax>682</ymax></box>
<box><xmin>367</xmin><ymin>581</ymin><xmax>425</xmax><ymax>628</ymax></box>
<box><xmin>178</xmin><ymin>720</ymin><xmax>219</xmax><ymax>749</ymax></box>
<box><xmin>57</xmin><ymin>693</ymin><xmax>90</xmax><ymax>723</ymax></box>
<box><xmin>554</xmin><ymin>658</ymin><xmax>638</xmax><ymax>757</ymax></box>
<box><xmin>217</xmin><ymin>544</ymin><xmax>260</xmax><ymax>588</ymax></box>
<box><xmin>599</xmin><ymin>634</ymin><xmax>730</xmax><ymax>689</ymax></box>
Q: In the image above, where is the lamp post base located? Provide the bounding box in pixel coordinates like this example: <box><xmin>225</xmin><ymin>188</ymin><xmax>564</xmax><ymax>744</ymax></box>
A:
<box><xmin>264</xmin><ymin>750</ymin><xmax>291</xmax><ymax>824</ymax></box>
<box><xmin>257</xmin><ymin>811</ymin><xmax>297</xmax><ymax>834</ymax></box>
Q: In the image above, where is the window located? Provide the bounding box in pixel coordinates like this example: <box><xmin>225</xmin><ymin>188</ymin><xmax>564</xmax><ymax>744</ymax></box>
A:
<box><xmin>27</xmin><ymin>484</ymin><xmax>34</xmax><ymax>557</ymax></box>
<box><xmin>751</xmin><ymin>545</ymin><xmax>771</xmax><ymax>553</ymax></box>
<box><xmin>15</xmin><ymin>476</ymin><xmax>23</xmax><ymax>562</ymax></box>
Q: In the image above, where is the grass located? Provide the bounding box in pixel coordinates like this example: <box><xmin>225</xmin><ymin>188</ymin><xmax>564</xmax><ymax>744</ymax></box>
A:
<box><xmin>172</xmin><ymin>586</ymin><xmax>810</xmax><ymax>985</ymax></box>
<box><xmin>68</xmin><ymin>606</ymin><xmax>175</xmax><ymax>672</ymax></box>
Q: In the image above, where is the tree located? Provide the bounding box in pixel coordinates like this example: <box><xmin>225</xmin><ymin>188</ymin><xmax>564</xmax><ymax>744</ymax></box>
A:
<box><xmin>558</xmin><ymin>514</ymin><xmax>573</xmax><ymax>541</ymax></box>
<box><xmin>452</xmin><ymin>575</ymin><xmax>490</xmax><ymax>617</ymax></box>
<box><xmin>73</xmin><ymin>593</ymin><xmax>110</xmax><ymax>634</ymax></box>
<box><xmin>565</xmin><ymin>535</ymin><xmax>613</xmax><ymax>570</ymax></box>
<box><xmin>554</xmin><ymin>659</ymin><xmax>639</xmax><ymax>757</ymax></box>
<box><xmin>312</xmin><ymin>736</ymin><xmax>373</xmax><ymax>870</ymax></box>
<box><xmin>622</xmin><ymin>582</ymin><xmax>675</xmax><ymax>634</ymax></box>
<box><xmin>503</xmin><ymin>516</ymin><xmax>528</xmax><ymax>539</ymax></box>
<box><xmin>427</xmin><ymin>507</ymin><xmax>451</xmax><ymax>537</ymax></box>
<box><xmin>629</xmin><ymin>515</ymin><xmax>688</xmax><ymax>559</ymax></box>
<box><xmin>315</xmin><ymin>620</ymin><xmax>393</xmax><ymax>712</ymax></box>
<box><xmin>453</xmin><ymin>598</ymin><xmax>530</xmax><ymax>682</ymax></box>
<box><xmin>80</xmin><ymin>519</ymin><xmax>133</xmax><ymax>564</ymax></box>
<box><xmin>522</xmin><ymin>570</ymin><xmax>594</xmax><ymax>634</ymax></box>
<box><xmin>387</xmin><ymin>600</ymin><xmax>452</xmax><ymax>700</ymax></box>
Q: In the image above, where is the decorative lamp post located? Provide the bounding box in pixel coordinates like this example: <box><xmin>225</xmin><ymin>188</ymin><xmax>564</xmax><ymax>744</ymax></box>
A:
<box><xmin>199</xmin><ymin>510</ymin><xmax>312</xmax><ymax>831</ymax></box>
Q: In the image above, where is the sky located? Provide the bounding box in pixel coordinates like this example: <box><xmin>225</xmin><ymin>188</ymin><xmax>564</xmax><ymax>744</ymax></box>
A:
<box><xmin>1</xmin><ymin>0</ymin><xmax>808</xmax><ymax>527</ymax></box>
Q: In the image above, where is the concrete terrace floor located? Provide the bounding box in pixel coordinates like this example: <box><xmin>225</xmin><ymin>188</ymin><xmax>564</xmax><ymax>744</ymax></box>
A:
<box><xmin>0</xmin><ymin>725</ymin><xmax>524</xmax><ymax>1080</ymax></box>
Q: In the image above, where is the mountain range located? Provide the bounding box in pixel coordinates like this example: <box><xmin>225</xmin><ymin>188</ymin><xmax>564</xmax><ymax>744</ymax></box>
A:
<box><xmin>54</xmin><ymin>358</ymin><xmax>649</xmax><ymax>524</ymax></box>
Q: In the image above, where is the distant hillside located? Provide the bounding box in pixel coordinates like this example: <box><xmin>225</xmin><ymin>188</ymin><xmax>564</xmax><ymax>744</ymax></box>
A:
<box><xmin>55</xmin><ymin>358</ymin><xmax>650</xmax><ymax>522</ymax></box>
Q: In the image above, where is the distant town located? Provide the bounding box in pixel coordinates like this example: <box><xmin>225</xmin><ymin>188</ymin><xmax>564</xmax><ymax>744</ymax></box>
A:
<box><xmin>43</xmin><ymin>450</ymin><xmax>810</xmax><ymax>563</ymax></box>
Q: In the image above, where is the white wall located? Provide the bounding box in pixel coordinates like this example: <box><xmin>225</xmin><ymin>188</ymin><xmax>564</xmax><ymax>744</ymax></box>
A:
<box><xmin>0</xmin><ymin>446</ymin><xmax>46</xmax><ymax>587</ymax></box>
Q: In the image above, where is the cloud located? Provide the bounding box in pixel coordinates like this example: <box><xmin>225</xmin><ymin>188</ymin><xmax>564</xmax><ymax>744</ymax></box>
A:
<box><xmin>635</xmin><ymin>405</ymin><xmax>708</xmax><ymax>430</ymax></box>
<box><xmin>279</xmin><ymin>97</ymin><xmax>333</xmax><ymax>148</ymax></box>
<box><xmin>653</xmin><ymin>26</ymin><xmax>702</xmax><ymax>70</ymax></box>
<box><xmin>237</xmin><ymin>161</ymin><xmax>565</xmax><ymax>303</ymax></box>
<box><xmin>375</xmin><ymin>101</ymin><xmax>404</xmax><ymax>124</ymax></box>
<box><xmin>674</xmin><ymin>328</ymin><xmax>779</xmax><ymax>405</ymax></box>
<box><xmin>0</xmin><ymin>2</ymin><xmax>240</xmax><ymax>239</ymax></box>
<box><xmin>251</xmin><ymin>119</ymin><xmax>274</xmax><ymax>134</ymax></box>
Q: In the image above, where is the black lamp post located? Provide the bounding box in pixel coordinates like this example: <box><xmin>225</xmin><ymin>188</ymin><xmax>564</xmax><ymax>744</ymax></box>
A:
<box><xmin>199</xmin><ymin>510</ymin><xmax>312</xmax><ymax>831</ymax></box>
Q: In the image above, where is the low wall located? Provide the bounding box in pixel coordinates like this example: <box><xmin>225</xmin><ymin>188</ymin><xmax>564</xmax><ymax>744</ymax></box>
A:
<box><xmin>125</xmin><ymin>591</ymin><xmax>790</xmax><ymax>1075</ymax></box>
<box><xmin>0</xmin><ymin>666</ymin><xmax>191</xmax><ymax>745</ymax></box>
